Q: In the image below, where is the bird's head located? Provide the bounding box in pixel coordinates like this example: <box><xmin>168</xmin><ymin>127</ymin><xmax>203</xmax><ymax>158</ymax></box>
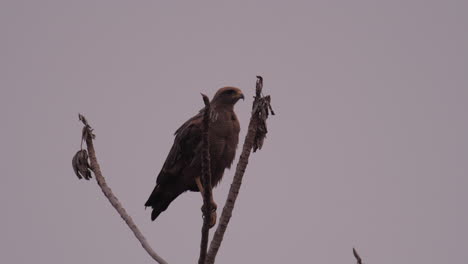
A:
<box><xmin>212</xmin><ymin>87</ymin><xmax>245</xmax><ymax>106</ymax></box>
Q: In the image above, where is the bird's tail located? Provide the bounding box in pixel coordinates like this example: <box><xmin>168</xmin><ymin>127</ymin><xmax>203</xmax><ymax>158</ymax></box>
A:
<box><xmin>145</xmin><ymin>185</ymin><xmax>181</xmax><ymax>221</ymax></box>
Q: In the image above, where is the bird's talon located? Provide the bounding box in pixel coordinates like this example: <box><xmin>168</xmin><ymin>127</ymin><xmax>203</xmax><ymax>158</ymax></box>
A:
<box><xmin>209</xmin><ymin>211</ymin><xmax>217</xmax><ymax>228</ymax></box>
<box><xmin>201</xmin><ymin>205</ymin><xmax>217</xmax><ymax>228</ymax></box>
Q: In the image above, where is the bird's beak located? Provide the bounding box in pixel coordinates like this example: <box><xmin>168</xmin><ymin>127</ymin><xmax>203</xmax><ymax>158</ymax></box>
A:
<box><xmin>239</xmin><ymin>93</ymin><xmax>245</xmax><ymax>101</ymax></box>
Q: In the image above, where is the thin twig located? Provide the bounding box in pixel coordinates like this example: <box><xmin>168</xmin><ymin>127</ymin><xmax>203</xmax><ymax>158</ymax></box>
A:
<box><xmin>353</xmin><ymin>248</ymin><xmax>362</xmax><ymax>264</ymax></box>
<box><xmin>205</xmin><ymin>76</ymin><xmax>274</xmax><ymax>264</ymax></box>
<box><xmin>77</xmin><ymin>114</ymin><xmax>168</xmax><ymax>264</ymax></box>
<box><xmin>198</xmin><ymin>94</ymin><xmax>213</xmax><ymax>264</ymax></box>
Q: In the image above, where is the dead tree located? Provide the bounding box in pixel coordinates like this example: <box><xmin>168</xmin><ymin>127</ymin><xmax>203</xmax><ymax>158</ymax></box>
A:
<box><xmin>72</xmin><ymin>76</ymin><xmax>274</xmax><ymax>263</ymax></box>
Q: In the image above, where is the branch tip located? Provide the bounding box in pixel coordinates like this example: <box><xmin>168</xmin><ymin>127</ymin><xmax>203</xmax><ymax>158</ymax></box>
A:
<box><xmin>255</xmin><ymin>76</ymin><xmax>263</xmax><ymax>97</ymax></box>
<box><xmin>353</xmin><ymin>248</ymin><xmax>362</xmax><ymax>264</ymax></box>
<box><xmin>199</xmin><ymin>91</ymin><xmax>213</xmax><ymax>264</ymax></box>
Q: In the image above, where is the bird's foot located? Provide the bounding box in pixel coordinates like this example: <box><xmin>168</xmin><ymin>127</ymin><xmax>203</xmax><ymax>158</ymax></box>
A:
<box><xmin>209</xmin><ymin>210</ymin><xmax>217</xmax><ymax>228</ymax></box>
<box><xmin>201</xmin><ymin>201</ymin><xmax>217</xmax><ymax>228</ymax></box>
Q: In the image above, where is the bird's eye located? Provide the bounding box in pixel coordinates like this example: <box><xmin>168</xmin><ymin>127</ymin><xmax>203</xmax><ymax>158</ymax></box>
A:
<box><xmin>225</xmin><ymin>89</ymin><xmax>236</xmax><ymax>95</ymax></box>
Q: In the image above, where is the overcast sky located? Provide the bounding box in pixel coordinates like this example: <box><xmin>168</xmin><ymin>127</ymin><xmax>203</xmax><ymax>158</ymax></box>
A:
<box><xmin>1</xmin><ymin>1</ymin><xmax>468</xmax><ymax>263</ymax></box>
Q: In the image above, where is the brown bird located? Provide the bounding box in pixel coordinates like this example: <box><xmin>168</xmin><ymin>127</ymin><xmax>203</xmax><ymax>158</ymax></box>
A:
<box><xmin>145</xmin><ymin>87</ymin><xmax>244</xmax><ymax>226</ymax></box>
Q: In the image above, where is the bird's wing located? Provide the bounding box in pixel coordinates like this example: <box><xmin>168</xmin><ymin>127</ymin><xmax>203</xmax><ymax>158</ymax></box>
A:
<box><xmin>156</xmin><ymin>108</ymin><xmax>205</xmax><ymax>185</ymax></box>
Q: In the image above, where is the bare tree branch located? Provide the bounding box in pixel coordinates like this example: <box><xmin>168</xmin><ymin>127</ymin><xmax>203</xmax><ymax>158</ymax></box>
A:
<box><xmin>198</xmin><ymin>94</ymin><xmax>213</xmax><ymax>264</ymax></box>
<box><xmin>73</xmin><ymin>77</ymin><xmax>273</xmax><ymax>264</ymax></box>
<box><xmin>206</xmin><ymin>76</ymin><xmax>274</xmax><ymax>264</ymax></box>
<box><xmin>353</xmin><ymin>248</ymin><xmax>362</xmax><ymax>264</ymax></box>
<box><xmin>73</xmin><ymin>114</ymin><xmax>168</xmax><ymax>264</ymax></box>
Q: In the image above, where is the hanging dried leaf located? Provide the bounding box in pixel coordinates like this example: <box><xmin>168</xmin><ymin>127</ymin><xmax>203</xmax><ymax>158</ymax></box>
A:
<box><xmin>72</xmin><ymin>149</ymin><xmax>92</xmax><ymax>180</ymax></box>
<box><xmin>252</xmin><ymin>77</ymin><xmax>275</xmax><ymax>152</ymax></box>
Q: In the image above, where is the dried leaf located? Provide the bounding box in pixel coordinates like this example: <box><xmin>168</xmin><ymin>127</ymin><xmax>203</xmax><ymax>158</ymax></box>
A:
<box><xmin>72</xmin><ymin>151</ymin><xmax>82</xmax><ymax>179</ymax></box>
<box><xmin>72</xmin><ymin>149</ymin><xmax>92</xmax><ymax>180</ymax></box>
<box><xmin>252</xmin><ymin>88</ymin><xmax>274</xmax><ymax>152</ymax></box>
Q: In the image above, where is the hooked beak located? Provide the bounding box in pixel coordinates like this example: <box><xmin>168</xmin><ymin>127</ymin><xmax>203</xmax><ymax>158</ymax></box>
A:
<box><xmin>239</xmin><ymin>93</ymin><xmax>245</xmax><ymax>101</ymax></box>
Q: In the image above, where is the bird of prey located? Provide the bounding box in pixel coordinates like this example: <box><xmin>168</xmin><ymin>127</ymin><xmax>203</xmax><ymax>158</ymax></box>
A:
<box><xmin>145</xmin><ymin>87</ymin><xmax>244</xmax><ymax>227</ymax></box>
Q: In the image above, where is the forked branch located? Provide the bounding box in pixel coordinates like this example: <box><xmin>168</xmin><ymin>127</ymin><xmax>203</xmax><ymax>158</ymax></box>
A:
<box><xmin>205</xmin><ymin>76</ymin><xmax>274</xmax><ymax>264</ymax></box>
<box><xmin>71</xmin><ymin>76</ymin><xmax>274</xmax><ymax>264</ymax></box>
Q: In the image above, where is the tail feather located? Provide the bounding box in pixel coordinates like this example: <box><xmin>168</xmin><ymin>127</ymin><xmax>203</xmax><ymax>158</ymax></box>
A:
<box><xmin>145</xmin><ymin>184</ymin><xmax>182</xmax><ymax>221</ymax></box>
<box><xmin>144</xmin><ymin>185</ymin><xmax>160</xmax><ymax>208</ymax></box>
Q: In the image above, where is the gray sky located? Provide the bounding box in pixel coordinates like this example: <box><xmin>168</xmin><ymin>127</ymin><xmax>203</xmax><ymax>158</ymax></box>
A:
<box><xmin>1</xmin><ymin>1</ymin><xmax>467</xmax><ymax>263</ymax></box>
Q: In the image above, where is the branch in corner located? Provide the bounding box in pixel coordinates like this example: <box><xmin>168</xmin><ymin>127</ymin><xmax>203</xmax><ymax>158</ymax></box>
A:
<box><xmin>72</xmin><ymin>114</ymin><xmax>168</xmax><ymax>264</ymax></box>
